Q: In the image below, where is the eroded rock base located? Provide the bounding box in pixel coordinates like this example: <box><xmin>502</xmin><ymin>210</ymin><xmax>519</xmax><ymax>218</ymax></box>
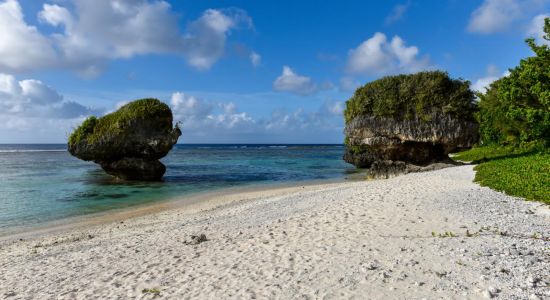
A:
<box><xmin>366</xmin><ymin>160</ymin><xmax>460</xmax><ymax>179</ymax></box>
<box><xmin>100</xmin><ymin>158</ymin><xmax>166</xmax><ymax>181</ymax></box>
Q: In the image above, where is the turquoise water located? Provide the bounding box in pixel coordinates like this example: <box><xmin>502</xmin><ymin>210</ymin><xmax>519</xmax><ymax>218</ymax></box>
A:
<box><xmin>0</xmin><ymin>144</ymin><xmax>353</xmax><ymax>234</ymax></box>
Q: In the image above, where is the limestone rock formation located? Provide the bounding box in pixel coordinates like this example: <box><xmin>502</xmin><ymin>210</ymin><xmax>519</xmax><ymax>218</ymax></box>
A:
<box><xmin>343</xmin><ymin>71</ymin><xmax>478</xmax><ymax>174</ymax></box>
<box><xmin>68</xmin><ymin>98</ymin><xmax>181</xmax><ymax>181</ymax></box>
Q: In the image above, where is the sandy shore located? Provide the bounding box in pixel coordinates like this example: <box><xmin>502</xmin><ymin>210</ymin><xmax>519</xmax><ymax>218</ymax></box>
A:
<box><xmin>0</xmin><ymin>165</ymin><xmax>548</xmax><ymax>299</ymax></box>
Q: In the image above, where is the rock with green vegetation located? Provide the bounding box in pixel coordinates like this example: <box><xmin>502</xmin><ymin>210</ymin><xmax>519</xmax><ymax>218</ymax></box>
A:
<box><xmin>343</xmin><ymin>71</ymin><xmax>478</xmax><ymax>170</ymax></box>
<box><xmin>68</xmin><ymin>98</ymin><xmax>181</xmax><ymax>181</ymax></box>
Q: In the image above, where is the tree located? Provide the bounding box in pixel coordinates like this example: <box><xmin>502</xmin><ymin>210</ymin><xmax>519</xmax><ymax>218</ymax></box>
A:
<box><xmin>477</xmin><ymin>17</ymin><xmax>550</xmax><ymax>145</ymax></box>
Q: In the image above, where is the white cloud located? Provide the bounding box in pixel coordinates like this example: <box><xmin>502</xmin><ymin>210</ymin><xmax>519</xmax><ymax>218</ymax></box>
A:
<box><xmin>0</xmin><ymin>73</ymin><xmax>99</xmax><ymax>122</ymax></box>
<box><xmin>468</xmin><ymin>0</ymin><xmax>522</xmax><ymax>33</ymax></box>
<box><xmin>170</xmin><ymin>92</ymin><xmax>254</xmax><ymax>134</ymax></box>
<box><xmin>0</xmin><ymin>87</ymin><xmax>345</xmax><ymax>143</ymax></box>
<box><xmin>171</xmin><ymin>92</ymin><xmax>214</xmax><ymax>121</ymax></box>
<box><xmin>528</xmin><ymin>14</ymin><xmax>550</xmax><ymax>44</ymax></box>
<box><xmin>0</xmin><ymin>0</ymin><xmax>253</xmax><ymax>75</ymax></box>
<box><xmin>250</xmin><ymin>51</ymin><xmax>261</xmax><ymax>67</ymax></box>
<box><xmin>39</xmin><ymin>4</ymin><xmax>74</xmax><ymax>30</ymax></box>
<box><xmin>468</xmin><ymin>0</ymin><xmax>549</xmax><ymax>34</ymax></box>
<box><xmin>471</xmin><ymin>64</ymin><xmax>510</xmax><ymax>93</ymax></box>
<box><xmin>385</xmin><ymin>2</ymin><xmax>410</xmax><ymax>25</ymax></box>
<box><xmin>273</xmin><ymin>66</ymin><xmax>318</xmax><ymax>96</ymax></box>
<box><xmin>264</xmin><ymin>103</ymin><xmax>343</xmax><ymax>134</ymax></box>
<box><xmin>346</xmin><ymin>32</ymin><xmax>430</xmax><ymax>75</ymax></box>
<box><xmin>0</xmin><ymin>0</ymin><xmax>57</xmax><ymax>73</ymax></box>
<box><xmin>182</xmin><ymin>8</ymin><xmax>252</xmax><ymax>70</ymax></box>
<box><xmin>167</xmin><ymin>92</ymin><xmax>344</xmax><ymax>143</ymax></box>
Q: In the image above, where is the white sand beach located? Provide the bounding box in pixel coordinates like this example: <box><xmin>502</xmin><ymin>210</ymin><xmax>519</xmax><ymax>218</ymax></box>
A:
<box><xmin>0</xmin><ymin>165</ymin><xmax>548</xmax><ymax>299</ymax></box>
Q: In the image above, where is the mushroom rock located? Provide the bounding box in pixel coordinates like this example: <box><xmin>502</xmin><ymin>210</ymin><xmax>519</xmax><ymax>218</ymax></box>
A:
<box><xmin>68</xmin><ymin>98</ymin><xmax>181</xmax><ymax>181</ymax></box>
<box><xmin>343</xmin><ymin>71</ymin><xmax>478</xmax><ymax>175</ymax></box>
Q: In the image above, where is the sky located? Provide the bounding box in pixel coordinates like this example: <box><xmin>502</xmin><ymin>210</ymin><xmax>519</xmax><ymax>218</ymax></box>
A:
<box><xmin>0</xmin><ymin>0</ymin><xmax>548</xmax><ymax>144</ymax></box>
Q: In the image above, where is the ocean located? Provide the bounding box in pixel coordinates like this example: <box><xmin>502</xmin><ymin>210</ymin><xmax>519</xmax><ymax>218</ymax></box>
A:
<box><xmin>0</xmin><ymin>144</ymin><xmax>353</xmax><ymax>234</ymax></box>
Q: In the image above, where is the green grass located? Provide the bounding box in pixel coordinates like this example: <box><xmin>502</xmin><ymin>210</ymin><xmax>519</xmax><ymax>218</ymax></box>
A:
<box><xmin>452</xmin><ymin>144</ymin><xmax>540</xmax><ymax>163</ymax></box>
<box><xmin>452</xmin><ymin>144</ymin><xmax>549</xmax><ymax>204</ymax></box>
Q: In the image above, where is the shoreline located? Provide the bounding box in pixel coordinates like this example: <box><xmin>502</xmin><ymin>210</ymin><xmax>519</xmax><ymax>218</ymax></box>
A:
<box><xmin>0</xmin><ymin>177</ymin><xmax>350</xmax><ymax>243</ymax></box>
<box><xmin>1</xmin><ymin>165</ymin><xmax>548</xmax><ymax>299</ymax></box>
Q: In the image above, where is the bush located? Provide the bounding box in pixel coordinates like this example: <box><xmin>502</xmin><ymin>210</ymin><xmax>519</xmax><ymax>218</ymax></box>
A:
<box><xmin>452</xmin><ymin>143</ymin><xmax>549</xmax><ymax>203</ymax></box>
<box><xmin>477</xmin><ymin>17</ymin><xmax>550</xmax><ymax>146</ymax></box>
<box><xmin>68</xmin><ymin>98</ymin><xmax>173</xmax><ymax>146</ymax></box>
<box><xmin>344</xmin><ymin>71</ymin><xmax>476</xmax><ymax>123</ymax></box>
<box><xmin>473</xmin><ymin>152</ymin><xmax>549</xmax><ymax>203</ymax></box>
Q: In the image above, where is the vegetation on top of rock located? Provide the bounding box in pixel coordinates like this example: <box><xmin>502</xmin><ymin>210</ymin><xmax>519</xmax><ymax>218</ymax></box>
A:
<box><xmin>68</xmin><ymin>98</ymin><xmax>173</xmax><ymax>146</ymax></box>
<box><xmin>476</xmin><ymin>17</ymin><xmax>550</xmax><ymax>146</ymax></box>
<box><xmin>344</xmin><ymin>71</ymin><xmax>476</xmax><ymax>123</ymax></box>
<box><xmin>67</xmin><ymin>98</ymin><xmax>181</xmax><ymax>181</ymax></box>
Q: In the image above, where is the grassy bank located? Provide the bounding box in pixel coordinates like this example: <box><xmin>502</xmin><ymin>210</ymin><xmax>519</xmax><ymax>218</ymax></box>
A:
<box><xmin>452</xmin><ymin>145</ymin><xmax>549</xmax><ymax>204</ymax></box>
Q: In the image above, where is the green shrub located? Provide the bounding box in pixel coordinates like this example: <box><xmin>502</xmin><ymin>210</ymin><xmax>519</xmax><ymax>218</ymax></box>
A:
<box><xmin>474</xmin><ymin>151</ymin><xmax>549</xmax><ymax>203</ymax></box>
<box><xmin>68</xmin><ymin>116</ymin><xmax>97</xmax><ymax>145</ymax></box>
<box><xmin>453</xmin><ymin>145</ymin><xmax>549</xmax><ymax>203</ymax></box>
<box><xmin>477</xmin><ymin>17</ymin><xmax>550</xmax><ymax>146</ymax></box>
<box><xmin>344</xmin><ymin>71</ymin><xmax>476</xmax><ymax>123</ymax></box>
<box><xmin>68</xmin><ymin>98</ymin><xmax>172</xmax><ymax>146</ymax></box>
<box><xmin>452</xmin><ymin>142</ymin><xmax>544</xmax><ymax>163</ymax></box>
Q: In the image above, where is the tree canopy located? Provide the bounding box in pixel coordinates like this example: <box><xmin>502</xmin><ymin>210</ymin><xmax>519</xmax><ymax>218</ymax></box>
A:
<box><xmin>477</xmin><ymin>17</ymin><xmax>550</xmax><ymax>145</ymax></box>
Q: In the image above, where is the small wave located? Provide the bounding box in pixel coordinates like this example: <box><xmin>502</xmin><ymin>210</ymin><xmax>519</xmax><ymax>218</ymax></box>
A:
<box><xmin>268</xmin><ymin>146</ymin><xmax>287</xmax><ymax>149</ymax></box>
<box><xmin>0</xmin><ymin>149</ymin><xmax>66</xmax><ymax>153</ymax></box>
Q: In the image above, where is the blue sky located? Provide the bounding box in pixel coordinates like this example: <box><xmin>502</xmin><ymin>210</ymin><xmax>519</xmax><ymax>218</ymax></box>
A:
<box><xmin>0</xmin><ymin>0</ymin><xmax>548</xmax><ymax>143</ymax></box>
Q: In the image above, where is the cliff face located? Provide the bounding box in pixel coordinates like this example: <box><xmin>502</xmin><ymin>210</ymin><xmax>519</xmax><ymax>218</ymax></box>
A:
<box><xmin>343</xmin><ymin>71</ymin><xmax>479</xmax><ymax>173</ymax></box>
<box><xmin>343</xmin><ymin>113</ymin><xmax>478</xmax><ymax>168</ymax></box>
<box><xmin>68</xmin><ymin>98</ymin><xmax>181</xmax><ymax>181</ymax></box>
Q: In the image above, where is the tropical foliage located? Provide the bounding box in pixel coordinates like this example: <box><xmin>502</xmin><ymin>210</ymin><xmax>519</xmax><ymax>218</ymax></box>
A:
<box><xmin>344</xmin><ymin>71</ymin><xmax>476</xmax><ymax>123</ymax></box>
<box><xmin>453</xmin><ymin>144</ymin><xmax>549</xmax><ymax>203</ymax></box>
<box><xmin>68</xmin><ymin>98</ymin><xmax>173</xmax><ymax>145</ymax></box>
<box><xmin>477</xmin><ymin>17</ymin><xmax>550</xmax><ymax>146</ymax></box>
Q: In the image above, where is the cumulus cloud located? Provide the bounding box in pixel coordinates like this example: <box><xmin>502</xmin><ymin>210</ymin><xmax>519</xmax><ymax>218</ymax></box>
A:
<box><xmin>468</xmin><ymin>0</ymin><xmax>549</xmax><ymax>34</ymax></box>
<box><xmin>0</xmin><ymin>73</ymin><xmax>100</xmax><ymax>123</ymax></box>
<box><xmin>264</xmin><ymin>101</ymin><xmax>344</xmax><ymax>136</ymax></box>
<box><xmin>471</xmin><ymin>64</ymin><xmax>510</xmax><ymax>93</ymax></box>
<box><xmin>468</xmin><ymin>0</ymin><xmax>522</xmax><ymax>33</ymax></box>
<box><xmin>273</xmin><ymin>66</ymin><xmax>318</xmax><ymax>96</ymax></box>
<box><xmin>170</xmin><ymin>92</ymin><xmax>255</xmax><ymax>136</ymax></box>
<box><xmin>183</xmin><ymin>8</ymin><xmax>252</xmax><ymax>70</ymax></box>
<box><xmin>528</xmin><ymin>14</ymin><xmax>550</xmax><ymax>44</ymax></box>
<box><xmin>171</xmin><ymin>92</ymin><xmax>214</xmax><ymax>121</ymax></box>
<box><xmin>385</xmin><ymin>2</ymin><xmax>410</xmax><ymax>25</ymax></box>
<box><xmin>0</xmin><ymin>0</ymin><xmax>253</xmax><ymax>75</ymax></box>
<box><xmin>0</xmin><ymin>0</ymin><xmax>57</xmax><ymax>73</ymax></box>
<box><xmin>346</xmin><ymin>32</ymin><xmax>430</xmax><ymax>75</ymax></box>
<box><xmin>168</xmin><ymin>92</ymin><xmax>344</xmax><ymax>143</ymax></box>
